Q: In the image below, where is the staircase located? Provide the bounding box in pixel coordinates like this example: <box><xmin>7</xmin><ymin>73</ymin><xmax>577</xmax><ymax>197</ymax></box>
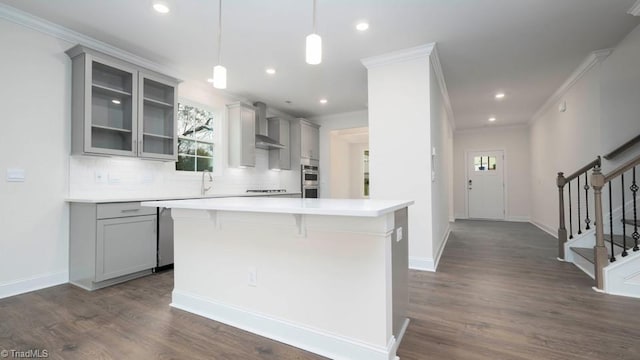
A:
<box><xmin>557</xmin><ymin>136</ymin><xmax>640</xmax><ymax>298</ymax></box>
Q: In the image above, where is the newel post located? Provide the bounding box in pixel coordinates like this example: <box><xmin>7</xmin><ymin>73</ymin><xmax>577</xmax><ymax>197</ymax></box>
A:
<box><xmin>592</xmin><ymin>166</ymin><xmax>607</xmax><ymax>290</ymax></box>
<box><xmin>557</xmin><ymin>172</ymin><xmax>568</xmax><ymax>260</ymax></box>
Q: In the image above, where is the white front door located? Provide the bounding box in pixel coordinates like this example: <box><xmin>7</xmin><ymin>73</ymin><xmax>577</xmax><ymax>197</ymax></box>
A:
<box><xmin>467</xmin><ymin>150</ymin><xmax>505</xmax><ymax>219</ymax></box>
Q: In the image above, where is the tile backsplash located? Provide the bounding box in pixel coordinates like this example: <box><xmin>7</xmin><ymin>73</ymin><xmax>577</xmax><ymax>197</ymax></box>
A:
<box><xmin>69</xmin><ymin>150</ymin><xmax>300</xmax><ymax>199</ymax></box>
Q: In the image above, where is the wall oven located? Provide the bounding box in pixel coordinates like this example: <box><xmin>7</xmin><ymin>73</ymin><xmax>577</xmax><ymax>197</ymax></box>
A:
<box><xmin>301</xmin><ymin>164</ymin><xmax>319</xmax><ymax>198</ymax></box>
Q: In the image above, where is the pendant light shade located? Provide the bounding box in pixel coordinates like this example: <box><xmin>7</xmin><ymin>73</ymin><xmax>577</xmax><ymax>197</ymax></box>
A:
<box><xmin>213</xmin><ymin>65</ymin><xmax>227</xmax><ymax>89</ymax></box>
<box><xmin>305</xmin><ymin>0</ymin><xmax>322</xmax><ymax>65</ymax></box>
<box><xmin>305</xmin><ymin>33</ymin><xmax>322</xmax><ymax>65</ymax></box>
<box><xmin>213</xmin><ymin>0</ymin><xmax>227</xmax><ymax>89</ymax></box>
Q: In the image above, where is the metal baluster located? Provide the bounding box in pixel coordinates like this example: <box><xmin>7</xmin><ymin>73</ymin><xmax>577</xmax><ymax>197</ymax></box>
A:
<box><xmin>577</xmin><ymin>176</ymin><xmax>582</xmax><ymax>235</ymax></box>
<box><xmin>622</xmin><ymin>174</ymin><xmax>628</xmax><ymax>257</ymax></box>
<box><xmin>568</xmin><ymin>182</ymin><xmax>573</xmax><ymax>239</ymax></box>
<box><xmin>584</xmin><ymin>172</ymin><xmax>591</xmax><ymax>230</ymax></box>
<box><xmin>632</xmin><ymin>167</ymin><xmax>639</xmax><ymax>252</ymax></box>
<box><xmin>609</xmin><ymin>182</ymin><xmax>616</xmax><ymax>262</ymax></box>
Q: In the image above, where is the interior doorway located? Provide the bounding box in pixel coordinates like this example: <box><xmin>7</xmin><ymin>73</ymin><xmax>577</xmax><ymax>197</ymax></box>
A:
<box><xmin>329</xmin><ymin>127</ymin><xmax>369</xmax><ymax>199</ymax></box>
<box><xmin>466</xmin><ymin>150</ymin><xmax>505</xmax><ymax>219</ymax></box>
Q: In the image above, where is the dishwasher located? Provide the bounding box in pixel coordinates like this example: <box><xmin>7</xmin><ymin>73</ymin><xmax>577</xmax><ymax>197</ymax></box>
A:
<box><xmin>156</xmin><ymin>207</ymin><xmax>174</xmax><ymax>271</ymax></box>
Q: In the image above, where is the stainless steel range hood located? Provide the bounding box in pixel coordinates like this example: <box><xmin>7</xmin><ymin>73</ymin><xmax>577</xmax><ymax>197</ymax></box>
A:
<box><xmin>254</xmin><ymin>102</ymin><xmax>285</xmax><ymax>150</ymax></box>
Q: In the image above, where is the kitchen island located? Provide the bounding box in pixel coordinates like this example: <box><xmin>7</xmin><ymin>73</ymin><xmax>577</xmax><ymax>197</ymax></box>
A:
<box><xmin>141</xmin><ymin>197</ymin><xmax>413</xmax><ymax>360</ymax></box>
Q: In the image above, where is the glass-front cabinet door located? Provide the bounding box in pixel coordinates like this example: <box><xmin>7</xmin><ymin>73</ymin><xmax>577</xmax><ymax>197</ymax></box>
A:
<box><xmin>138</xmin><ymin>72</ymin><xmax>177</xmax><ymax>160</ymax></box>
<box><xmin>87</xmin><ymin>58</ymin><xmax>137</xmax><ymax>156</ymax></box>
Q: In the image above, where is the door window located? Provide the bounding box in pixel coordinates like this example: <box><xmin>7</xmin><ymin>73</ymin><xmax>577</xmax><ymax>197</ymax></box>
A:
<box><xmin>474</xmin><ymin>156</ymin><xmax>497</xmax><ymax>171</ymax></box>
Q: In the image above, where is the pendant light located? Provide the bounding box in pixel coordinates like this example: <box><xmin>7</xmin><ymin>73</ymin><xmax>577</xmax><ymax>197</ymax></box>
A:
<box><xmin>213</xmin><ymin>0</ymin><xmax>227</xmax><ymax>89</ymax></box>
<box><xmin>305</xmin><ymin>0</ymin><xmax>322</xmax><ymax>65</ymax></box>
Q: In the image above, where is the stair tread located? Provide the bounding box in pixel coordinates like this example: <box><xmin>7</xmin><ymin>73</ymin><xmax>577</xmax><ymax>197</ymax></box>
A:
<box><xmin>604</xmin><ymin>234</ymin><xmax>638</xmax><ymax>249</ymax></box>
<box><xmin>624</xmin><ymin>219</ymin><xmax>638</xmax><ymax>226</ymax></box>
<box><xmin>571</xmin><ymin>247</ymin><xmax>595</xmax><ymax>264</ymax></box>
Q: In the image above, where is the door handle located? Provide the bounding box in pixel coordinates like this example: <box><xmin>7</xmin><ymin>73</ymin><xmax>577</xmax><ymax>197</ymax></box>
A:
<box><xmin>468</xmin><ymin>179</ymin><xmax>472</xmax><ymax>190</ymax></box>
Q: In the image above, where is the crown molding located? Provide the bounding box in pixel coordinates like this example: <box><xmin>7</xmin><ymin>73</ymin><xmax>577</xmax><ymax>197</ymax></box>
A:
<box><xmin>0</xmin><ymin>2</ymin><xmax>183</xmax><ymax>80</ymax></box>
<box><xmin>529</xmin><ymin>48</ymin><xmax>612</xmax><ymax>123</ymax></box>
<box><xmin>361</xmin><ymin>43</ymin><xmax>434</xmax><ymax>69</ymax></box>
<box><xmin>454</xmin><ymin>122</ymin><xmax>529</xmax><ymax>134</ymax></box>
<box><xmin>628</xmin><ymin>0</ymin><xmax>640</xmax><ymax>16</ymax></box>
<box><xmin>429</xmin><ymin>44</ymin><xmax>457</xmax><ymax>131</ymax></box>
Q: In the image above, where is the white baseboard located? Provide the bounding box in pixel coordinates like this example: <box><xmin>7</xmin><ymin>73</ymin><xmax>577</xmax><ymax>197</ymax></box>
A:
<box><xmin>506</xmin><ymin>216</ymin><xmax>531</xmax><ymax>222</ymax></box>
<box><xmin>0</xmin><ymin>271</ymin><xmax>68</xmax><ymax>299</ymax></box>
<box><xmin>409</xmin><ymin>226</ymin><xmax>452</xmax><ymax>272</ymax></box>
<box><xmin>171</xmin><ymin>290</ymin><xmax>399</xmax><ymax>360</ymax></box>
<box><xmin>530</xmin><ymin>220</ymin><xmax>558</xmax><ymax>239</ymax></box>
<box><xmin>433</xmin><ymin>226</ymin><xmax>451</xmax><ymax>271</ymax></box>
<box><xmin>454</xmin><ymin>213</ymin><xmax>467</xmax><ymax>220</ymax></box>
<box><xmin>409</xmin><ymin>257</ymin><xmax>435</xmax><ymax>272</ymax></box>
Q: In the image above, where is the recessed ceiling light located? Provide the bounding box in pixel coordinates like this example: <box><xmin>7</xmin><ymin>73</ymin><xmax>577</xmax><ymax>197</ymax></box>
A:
<box><xmin>111</xmin><ymin>99</ymin><xmax>121</xmax><ymax>105</ymax></box>
<box><xmin>207</xmin><ymin>78</ymin><xmax>214</xmax><ymax>83</ymax></box>
<box><xmin>265</xmin><ymin>68</ymin><xmax>276</xmax><ymax>75</ymax></box>
<box><xmin>153</xmin><ymin>2</ymin><xmax>170</xmax><ymax>14</ymax></box>
<box><xmin>319</xmin><ymin>98</ymin><xmax>328</xmax><ymax>104</ymax></box>
<box><xmin>488</xmin><ymin>117</ymin><xmax>496</xmax><ymax>122</ymax></box>
<box><xmin>495</xmin><ymin>92</ymin><xmax>505</xmax><ymax>99</ymax></box>
<box><xmin>356</xmin><ymin>22</ymin><xmax>369</xmax><ymax>31</ymax></box>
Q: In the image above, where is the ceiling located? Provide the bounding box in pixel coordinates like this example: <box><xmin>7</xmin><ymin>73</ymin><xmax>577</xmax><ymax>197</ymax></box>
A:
<box><xmin>2</xmin><ymin>0</ymin><xmax>639</xmax><ymax>129</ymax></box>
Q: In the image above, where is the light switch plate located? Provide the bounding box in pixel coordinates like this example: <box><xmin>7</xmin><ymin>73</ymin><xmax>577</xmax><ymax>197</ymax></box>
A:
<box><xmin>396</xmin><ymin>227</ymin><xmax>403</xmax><ymax>241</ymax></box>
<box><xmin>6</xmin><ymin>168</ymin><xmax>25</xmax><ymax>182</ymax></box>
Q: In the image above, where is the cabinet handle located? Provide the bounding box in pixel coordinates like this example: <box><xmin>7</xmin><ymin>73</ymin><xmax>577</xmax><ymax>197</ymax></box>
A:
<box><xmin>121</xmin><ymin>209</ymin><xmax>140</xmax><ymax>213</ymax></box>
<box><xmin>139</xmin><ymin>140</ymin><xmax>143</xmax><ymax>154</ymax></box>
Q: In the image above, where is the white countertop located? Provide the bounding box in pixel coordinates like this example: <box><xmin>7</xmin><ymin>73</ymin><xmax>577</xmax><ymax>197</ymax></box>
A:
<box><xmin>141</xmin><ymin>197</ymin><xmax>414</xmax><ymax>217</ymax></box>
<box><xmin>66</xmin><ymin>192</ymin><xmax>301</xmax><ymax>203</ymax></box>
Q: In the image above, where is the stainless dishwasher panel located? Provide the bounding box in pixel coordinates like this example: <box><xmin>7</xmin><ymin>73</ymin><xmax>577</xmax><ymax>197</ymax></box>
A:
<box><xmin>157</xmin><ymin>207</ymin><xmax>174</xmax><ymax>268</ymax></box>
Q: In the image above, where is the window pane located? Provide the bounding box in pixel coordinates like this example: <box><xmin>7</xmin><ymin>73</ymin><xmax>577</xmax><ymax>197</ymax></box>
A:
<box><xmin>176</xmin><ymin>155</ymin><xmax>196</xmax><ymax>171</ymax></box>
<box><xmin>488</xmin><ymin>156</ymin><xmax>497</xmax><ymax>170</ymax></box>
<box><xmin>177</xmin><ymin>103</ymin><xmax>194</xmax><ymax>138</ymax></box>
<box><xmin>178</xmin><ymin>138</ymin><xmax>196</xmax><ymax>155</ymax></box>
<box><xmin>196</xmin><ymin>157</ymin><xmax>213</xmax><ymax>172</ymax></box>
<box><xmin>197</xmin><ymin>142</ymin><xmax>214</xmax><ymax>157</ymax></box>
<box><xmin>474</xmin><ymin>155</ymin><xmax>496</xmax><ymax>171</ymax></box>
<box><xmin>193</xmin><ymin>108</ymin><xmax>214</xmax><ymax>141</ymax></box>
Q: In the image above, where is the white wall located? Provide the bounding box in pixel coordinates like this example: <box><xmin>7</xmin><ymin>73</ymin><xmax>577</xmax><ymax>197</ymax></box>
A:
<box><xmin>348</xmin><ymin>142</ymin><xmax>369</xmax><ymax>199</ymax></box>
<box><xmin>529</xmin><ymin>24</ymin><xmax>640</xmax><ymax>235</ymax></box>
<box><xmin>364</xmin><ymin>48</ymin><xmax>434</xmax><ymax>270</ymax></box>
<box><xmin>311</xmin><ymin>110</ymin><xmax>368</xmax><ymax>197</ymax></box>
<box><xmin>600</xmin><ymin>24</ymin><xmax>640</xmax><ymax>168</ymax></box>
<box><xmin>329</xmin><ymin>132</ymin><xmax>351</xmax><ymax>198</ymax></box>
<box><xmin>454</xmin><ymin>126</ymin><xmax>531</xmax><ymax>221</ymax></box>
<box><xmin>430</xmin><ymin>60</ymin><xmax>453</xmax><ymax>263</ymax></box>
<box><xmin>0</xmin><ymin>19</ymin><xmax>72</xmax><ymax>297</ymax></box>
<box><xmin>530</xmin><ymin>64</ymin><xmax>601</xmax><ymax>234</ymax></box>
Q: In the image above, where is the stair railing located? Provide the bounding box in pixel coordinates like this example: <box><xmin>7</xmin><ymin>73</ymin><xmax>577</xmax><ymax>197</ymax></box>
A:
<box><xmin>557</xmin><ymin>156</ymin><xmax>601</xmax><ymax>260</ymax></box>
<box><xmin>592</xmin><ymin>153</ymin><xmax>640</xmax><ymax>290</ymax></box>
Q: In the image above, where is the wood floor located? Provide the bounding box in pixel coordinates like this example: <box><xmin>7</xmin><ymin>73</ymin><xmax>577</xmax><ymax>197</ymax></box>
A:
<box><xmin>2</xmin><ymin>220</ymin><xmax>640</xmax><ymax>359</ymax></box>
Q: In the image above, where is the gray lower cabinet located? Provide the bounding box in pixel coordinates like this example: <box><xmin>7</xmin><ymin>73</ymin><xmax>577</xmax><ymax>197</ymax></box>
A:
<box><xmin>70</xmin><ymin>202</ymin><xmax>157</xmax><ymax>290</ymax></box>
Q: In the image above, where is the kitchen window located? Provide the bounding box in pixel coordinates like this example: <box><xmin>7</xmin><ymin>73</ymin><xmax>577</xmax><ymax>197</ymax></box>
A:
<box><xmin>176</xmin><ymin>102</ymin><xmax>215</xmax><ymax>172</ymax></box>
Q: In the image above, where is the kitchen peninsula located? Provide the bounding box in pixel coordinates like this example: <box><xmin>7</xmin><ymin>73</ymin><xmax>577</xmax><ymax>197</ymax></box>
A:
<box><xmin>141</xmin><ymin>197</ymin><xmax>413</xmax><ymax>360</ymax></box>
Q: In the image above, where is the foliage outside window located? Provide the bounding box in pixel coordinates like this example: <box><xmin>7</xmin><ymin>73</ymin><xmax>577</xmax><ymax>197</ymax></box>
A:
<box><xmin>176</xmin><ymin>103</ymin><xmax>215</xmax><ymax>172</ymax></box>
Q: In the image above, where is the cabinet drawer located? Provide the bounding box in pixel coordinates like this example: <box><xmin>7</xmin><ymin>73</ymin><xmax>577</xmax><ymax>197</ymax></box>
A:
<box><xmin>97</xmin><ymin>202</ymin><xmax>156</xmax><ymax>219</ymax></box>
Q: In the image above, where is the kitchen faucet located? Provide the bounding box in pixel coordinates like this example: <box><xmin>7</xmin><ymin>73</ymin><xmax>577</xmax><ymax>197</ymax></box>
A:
<box><xmin>201</xmin><ymin>169</ymin><xmax>213</xmax><ymax>196</ymax></box>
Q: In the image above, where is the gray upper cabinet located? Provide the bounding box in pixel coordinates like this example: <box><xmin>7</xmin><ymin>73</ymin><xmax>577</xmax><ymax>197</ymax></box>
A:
<box><xmin>227</xmin><ymin>102</ymin><xmax>256</xmax><ymax>168</ymax></box>
<box><xmin>138</xmin><ymin>72</ymin><xmax>178</xmax><ymax>160</ymax></box>
<box><xmin>268</xmin><ymin>117</ymin><xmax>291</xmax><ymax>170</ymax></box>
<box><xmin>300</xmin><ymin>120</ymin><xmax>320</xmax><ymax>161</ymax></box>
<box><xmin>66</xmin><ymin>45</ymin><xmax>179</xmax><ymax>161</ymax></box>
